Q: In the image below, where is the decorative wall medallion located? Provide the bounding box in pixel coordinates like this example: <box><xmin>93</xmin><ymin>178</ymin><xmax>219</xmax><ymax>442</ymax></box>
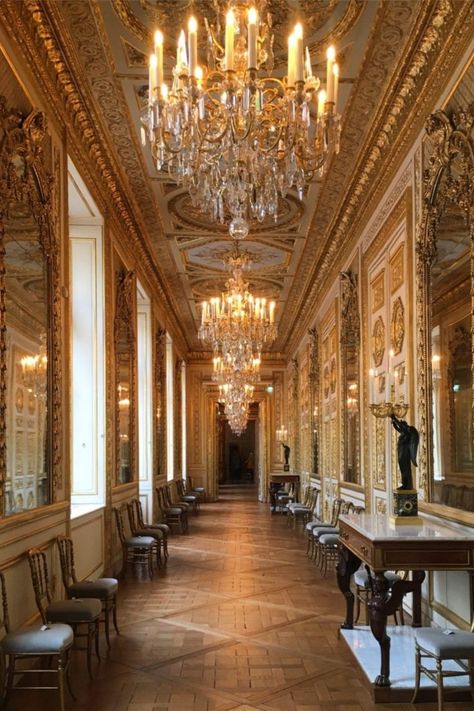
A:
<box><xmin>390</xmin><ymin>296</ymin><xmax>405</xmax><ymax>355</ymax></box>
<box><xmin>375</xmin><ymin>497</ymin><xmax>387</xmax><ymax>514</ymax></box>
<box><xmin>371</xmin><ymin>271</ymin><xmax>385</xmax><ymax>313</ymax></box>
<box><xmin>390</xmin><ymin>243</ymin><xmax>404</xmax><ymax>293</ymax></box>
<box><xmin>372</xmin><ymin>316</ymin><xmax>385</xmax><ymax>367</ymax></box>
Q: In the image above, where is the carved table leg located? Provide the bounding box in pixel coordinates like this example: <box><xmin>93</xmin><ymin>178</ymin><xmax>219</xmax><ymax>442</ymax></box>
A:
<box><xmin>411</xmin><ymin>570</ymin><xmax>425</xmax><ymax>627</ymax></box>
<box><xmin>336</xmin><ymin>544</ymin><xmax>361</xmax><ymax>630</ymax></box>
<box><xmin>369</xmin><ymin>572</ymin><xmax>391</xmax><ymax>686</ymax></box>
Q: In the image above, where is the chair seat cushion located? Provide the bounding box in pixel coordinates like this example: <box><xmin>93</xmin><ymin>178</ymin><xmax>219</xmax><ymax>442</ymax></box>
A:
<box><xmin>0</xmin><ymin>623</ymin><xmax>74</xmax><ymax>654</ymax></box>
<box><xmin>127</xmin><ymin>535</ymin><xmax>156</xmax><ymax>547</ymax></box>
<box><xmin>166</xmin><ymin>508</ymin><xmax>185</xmax><ymax>515</ymax></box>
<box><xmin>181</xmin><ymin>496</ymin><xmax>197</xmax><ymax>502</ymax></box>
<box><xmin>68</xmin><ymin>578</ymin><xmax>118</xmax><ymax>599</ymax></box>
<box><xmin>46</xmin><ymin>598</ymin><xmax>102</xmax><ymax>623</ymax></box>
<box><xmin>312</xmin><ymin>525</ymin><xmax>338</xmax><ymax>537</ymax></box>
<box><xmin>415</xmin><ymin>628</ymin><xmax>474</xmax><ymax>659</ymax></box>
<box><xmin>354</xmin><ymin>569</ymin><xmax>401</xmax><ymax>588</ymax></box>
<box><xmin>134</xmin><ymin>527</ymin><xmax>164</xmax><ymax>540</ymax></box>
<box><xmin>150</xmin><ymin>523</ymin><xmax>170</xmax><ymax>534</ymax></box>
<box><xmin>192</xmin><ymin>487</ymin><xmax>205</xmax><ymax>493</ymax></box>
<box><xmin>306</xmin><ymin>519</ymin><xmax>323</xmax><ymax>530</ymax></box>
<box><xmin>319</xmin><ymin>533</ymin><xmax>339</xmax><ymax>545</ymax></box>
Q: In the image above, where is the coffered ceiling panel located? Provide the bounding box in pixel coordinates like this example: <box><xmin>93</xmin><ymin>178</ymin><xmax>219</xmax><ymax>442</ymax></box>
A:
<box><xmin>45</xmin><ymin>0</ymin><xmax>467</xmax><ymax>354</ymax></box>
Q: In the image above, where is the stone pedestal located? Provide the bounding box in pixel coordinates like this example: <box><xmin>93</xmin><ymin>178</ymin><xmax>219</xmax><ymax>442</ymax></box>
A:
<box><xmin>390</xmin><ymin>489</ymin><xmax>422</xmax><ymax>525</ymax></box>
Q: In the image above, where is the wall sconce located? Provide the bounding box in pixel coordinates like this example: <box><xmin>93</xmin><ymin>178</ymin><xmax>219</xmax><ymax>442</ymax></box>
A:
<box><xmin>276</xmin><ymin>424</ymin><xmax>288</xmax><ymax>442</ymax></box>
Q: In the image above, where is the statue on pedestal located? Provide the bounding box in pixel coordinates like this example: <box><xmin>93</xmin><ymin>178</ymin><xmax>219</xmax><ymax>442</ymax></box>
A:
<box><xmin>282</xmin><ymin>443</ymin><xmax>290</xmax><ymax>471</ymax></box>
<box><xmin>390</xmin><ymin>415</ymin><xmax>419</xmax><ymax>490</ymax></box>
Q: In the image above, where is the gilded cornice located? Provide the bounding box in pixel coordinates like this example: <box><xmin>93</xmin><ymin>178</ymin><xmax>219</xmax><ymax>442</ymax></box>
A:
<box><xmin>283</xmin><ymin>0</ymin><xmax>473</xmax><ymax>357</ymax></box>
<box><xmin>0</xmin><ymin>0</ymin><xmax>188</xmax><ymax>353</ymax></box>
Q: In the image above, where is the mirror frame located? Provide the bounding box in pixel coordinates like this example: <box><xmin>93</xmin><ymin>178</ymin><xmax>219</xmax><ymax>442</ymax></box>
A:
<box><xmin>416</xmin><ymin>106</ymin><xmax>474</xmax><ymax>511</ymax></box>
<box><xmin>308</xmin><ymin>327</ymin><xmax>319</xmax><ymax>476</ymax></box>
<box><xmin>0</xmin><ymin>97</ymin><xmax>61</xmax><ymax>515</ymax></box>
<box><xmin>114</xmin><ymin>269</ymin><xmax>136</xmax><ymax>485</ymax></box>
<box><xmin>340</xmin><ymin>270</ymin><xmax>361</xmax><ymax>486</ymax></box>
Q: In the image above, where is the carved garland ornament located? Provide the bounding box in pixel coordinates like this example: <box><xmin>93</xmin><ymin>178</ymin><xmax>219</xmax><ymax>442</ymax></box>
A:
<box><xmin>416</xmin><ymin>105</ymin><xmax>474</xmax><ymax>498</ymax></box>
<box><xmin>308</xmin><ymin>327</ymin><xmax>319</xmax><ymax>474</ymax></box>
<box><xmin>371</xmin><ymin>316</ymin><xmax>385</xmax><ymax>368</ymax></box>
<box><xmin>155</xmin><ymin>327</ymin><xmax>166</xmax><ymax>480</ymax></box>
<box><xmin>0</xmin><ymin>97</ymin><xmax>62</xmax><ymax>509</ymax></box>
<box><xmin>390</xmin><ymin>296</ymin><xmax>405</xmax><ymax>355</ymax></box>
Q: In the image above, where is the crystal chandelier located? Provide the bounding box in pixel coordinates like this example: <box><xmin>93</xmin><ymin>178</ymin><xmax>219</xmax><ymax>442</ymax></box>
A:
<box><xmin>143</xmin><ymin>1</ymin><xmax>340</xmax><ymax>238</ymax></box>
<box><xmin>218</xmin><ymin>380</ymin><xmax>254</xmax><ymax>436</ymax></box>
<box><xmin>198</xmin><ymin>247</ymin><xmax>276</xmax><ymax>368</ymax></box>
<box><xmin>20</xmin><ymin>335</ymin><xmax>47</xmax><ymax>401</ymax></box>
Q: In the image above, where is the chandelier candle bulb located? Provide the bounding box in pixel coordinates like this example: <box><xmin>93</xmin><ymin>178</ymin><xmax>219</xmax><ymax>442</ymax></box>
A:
<box><xmin>149</xmin><ymin>53</ymin><xmax>159</xmax><ymax>104</ymax></box>
<box><xmin>225</xmin><ymin>9</ymin><xmax>235</xmax><ymax>71</ymax></box>
<box><xmin>288</xmin><ymin>32</ymin><xmax>296</xmax><ymax>86</ymax></box>
<box><xmin>305</xmin><ymin>46</ymin><xmax>312</xmax><ymax>79</ymax></box>
<box><xmin>177</xmin><ymin>30</ymin><xmax>188</xmax><ymax>73</ymax></box>
<box><xmin>154</xmin><ymin>30</ymin><xmax>164</xmax><ymax>86</ymax></box>
<box><xmin>317</xmin><ymin>89</ymin><xmax>326</xmax><ymax>117</ymax></box>
<box><xmin>294</xmin><ymin>23</ymin><xmax>304</xmax><ymax>83</ymax></box>
<box><xmin>333</xmin><ymin>62</ymin><xmax>339</xmax><ymax>110</ymax></box>
<box><xmin>269</xmin><ymin>301</ymin><xmax>275</xmax><ymax>324</ymax></box>
<box><xmin>247</xmin><ymin>7</ymin><xmax>258</xmax><ymax>69</ymax></box>
<box><xmin>326</xmin><ymin>45</ymin><xmax>336</xmax><ymax>103</ymax></box>
<box><xmin>188</xmin><ymin>16</ymin><xmax>198</xmax><ymax>76</ymax></box>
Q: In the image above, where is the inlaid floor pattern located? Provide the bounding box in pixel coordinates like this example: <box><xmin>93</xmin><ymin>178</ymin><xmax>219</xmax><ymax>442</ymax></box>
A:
<box><xmin>8</xmin><ymin>486</ymin><xmax>473</xmax><ymax>710</ymax></box>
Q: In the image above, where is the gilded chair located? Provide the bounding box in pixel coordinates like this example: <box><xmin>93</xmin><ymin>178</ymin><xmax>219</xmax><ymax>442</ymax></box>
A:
<box><xmin>309</xmin><ymin>497</ymin><xmax>343</xmax><ymax>562</ymax></box>
<box><xmin>56</xmin><ymin>536</ymin><xmax>119</xmax><ymax>649</ymax></box>
<box><xmin>27</xmin><ymin>548</ymin><xmax>102</xmax><ymax>679</ymax></box>
<box><xmin>176</xmin><ymin>479</ymin><xmax>200</xmax><ymax>513</ymax></box>
<box><xmin>132</xmin><ymin>498</ymin><xmax>169</xmax><ymax>561</ymax></box>
<box><xmin>113</xmin><ymin>506</ymin><xmax>156</xmax><ymax>580</ymax></box>
<box><xmin>164</xmin><ymin>484</ymin><xmax>191</xmax><ymax>517</ymax></box>
<box><xmin>287</xmin><ymin>488</ymin><xmax>318</xmax><ymax>530</ymax></box>
<box><xmin>412</xmin><ymin>616</ymin><xmax>474</xmax><ymax>711</ymax></box>
<box><xmin>155</xmin><ymin>486</ymin><xmax>188</xmax><ymax>533</ymax></box>
<box><xmin>0</xmin><ymin>570</ymin><xmax>74</xmax><ymax>711</ymax></box>
<box><xmin>126</xmin><ymin>501</ymin><xmax>163</xmax><ymax>567</ymax></box>
<box><xmin>275</xmin><ymin>483</ymin><xmax>296</xmax><ymax>513</ymax></box>
<box><xmin>317</xmin><ymin>532</ymin><xmax>340</xmax><ymax>577</ymax></box>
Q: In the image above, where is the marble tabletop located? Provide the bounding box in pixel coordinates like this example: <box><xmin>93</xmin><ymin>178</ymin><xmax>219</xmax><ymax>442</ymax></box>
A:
<box><xmin>339</xmin><ymin>512</ymin><xmax>474</xmax><ymax>542</ymax></box>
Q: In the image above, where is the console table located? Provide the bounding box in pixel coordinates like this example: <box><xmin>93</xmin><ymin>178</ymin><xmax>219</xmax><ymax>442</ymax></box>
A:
<box><xmin>269</xmin><ymin>472</ymin><xmax>300</xmax><ymax>512</ymax></box>
<box><xmin>336</xmin><ymin>513</ymin><xmax>474</xmax><ymax>689</ymax></box>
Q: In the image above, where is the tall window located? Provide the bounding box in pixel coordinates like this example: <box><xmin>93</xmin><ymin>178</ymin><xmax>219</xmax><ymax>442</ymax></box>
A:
<box><xmin>69</xmin><ymin>159</ymin><xmax>105</xmax><ymax>509</ymax></box>
<box><xmin>181</xmin><ymin>361</ymin><xmax>187</xmax><ymax>479</ymax></box>
<box><xmin>166</xmin><ymin>334</ymin><xmax>174</xmax><ymax>481</ymax></box>
<box><xmin>137</xmin><ymin>283</ymin><xmax>153</xmax><ymax>519</ymax></box>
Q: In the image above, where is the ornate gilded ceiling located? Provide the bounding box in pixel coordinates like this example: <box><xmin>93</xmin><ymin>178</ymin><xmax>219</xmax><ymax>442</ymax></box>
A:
<box><xmin>9</xmin><ymin>0</ymin><xmax>473</xmax><ymax>356</ymax></box>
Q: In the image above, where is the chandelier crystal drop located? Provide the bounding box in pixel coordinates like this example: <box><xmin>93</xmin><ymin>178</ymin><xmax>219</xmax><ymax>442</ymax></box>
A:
<box><xmin>142</xmin><ymin>1</ymin><xmax>341</xmax><ymax>237</ymax></box>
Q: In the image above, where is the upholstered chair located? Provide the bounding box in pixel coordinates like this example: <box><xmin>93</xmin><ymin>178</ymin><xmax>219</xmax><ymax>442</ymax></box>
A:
<box><xmin>176</xmin><ymin>479</ymin><xmax>200</xmax><ymax>513</ymax></box>
<box><xmin>113</xmin><ymin>506</ymin><xmax>156</xmax><ymax>579</ymax></box>
<box><xmin>132</xmin><ymin>498</ymin><xmax>169</xmax><ymax>561</ymax></box>
<box><xmin>308</xmin><ymin>497</ymin><xmax>343</xmax><ymax>561</ymax></box>
<box><xmin>155</xmin><ymin>486</ymin><xmax>188</xmax><ymax>533</ymax></box>
<box><xmin>27</xmin><ymin>548</ymin><xmax>102</xmax><ymax>679</ymax></box>
<box><xmin>317</xmin><ymin>532</ymin><xmax>340</xmax><ymax>577</ymax></box>
<box><xmin>164</xmin><ymin>484</ymin><xmax>191</xmax><ymax>515</ymax></box>
<box><xmin>187</xmin><ymin>475</ymin><xmax>207</xmax><ymax>501</ymax></box>
<box><xmin>56</xmin><ymin>536</ymin><xmax>119</xmax><ymax>649</ymax></box>
<box><xmin>0</xmin><ymin>570</ymin><xmax>74</xmax><ymax>711</ymax></box>
<box><xmin>126</xmin><ymin>501</ymin><xmax>164</xmax><ymax>567</ymax></box>
<box><xmin>412</xmin><ymin>618</ymin><xmax>474</xmax><ymax>711</ymax></box>
<box><xmin>287</xmin><ymin>488</ymin><xmax>319</xmax><ymax>529</ymax></box>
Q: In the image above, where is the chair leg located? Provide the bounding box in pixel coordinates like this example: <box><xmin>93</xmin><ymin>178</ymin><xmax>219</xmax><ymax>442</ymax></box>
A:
<box><xmin>469</xmin><ymin>658</ymin><xmax>474</xmax><ymax>703</ymax></box>
<box><xmin>57</xmin><ymin>653</ymin><xmax>66</xmax><ymax>711</ymax></box>
<box><xmin>436</xmin><ymin>657</ymin><xmax>444</xmax><ymax>711</ymax></box>
<box><xmin>148</xmin><ymin>549</ymin><xmax>153</xmax><ymax>580</ymax></box>
<box><xmin>6</xmin><ymin>653</ymin><xmax>15</xmax><ymax>695</ymax></box>
<box><xmin>112</xmin><ymin>594</ymin><xmax>120</xmax><ymax>635</ymax></box>
<box><xmin>411</xmin><ymin>643</ymin><xmax>421</xmax><ymax>704</ymax></box>
<box><xmin>399</xmin><ymin>602</ymin><xmax>405</xmax><ymax>626</ymax></box>
<box><xmin>163</xmin><ymin>538</ymin><xmax>169</xmax><ymax>561</ymax></box>
<box><xmin>104</xmin><ymin>600</ymin><xmax>111</xmax><ymax>649</ymax></box>
<box><xmin>64</xmin><ymin>649</ymin><xmax>76</xmax><ymax>701</ymax></box>
<box><xmin>86</xmin><ymin>622</ymin><xmax>94</xmax><ymax>679</ymax></box>
<box><xmin>95</xmin><ymin>619</ymin><xmax>101</xmax><ymax>660</ymax></box>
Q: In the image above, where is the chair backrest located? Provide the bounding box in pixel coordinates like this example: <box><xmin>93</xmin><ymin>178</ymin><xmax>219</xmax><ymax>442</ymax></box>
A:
<box><xmin>164</xmin><ymin>484</ymin><xmax>174</xmax><ymax>507</ymax></box>
<box><xmin>310</xmin><ymin>488</ymin><xmax>319</xmax><ymax>512</ymax></box>
<box><xmin>27</xmin><ymin>548</ymin><xmax>52</xmax><ymax>623</ymax></box>
<box><xmin>0</xmin><ymin>570</ymin><xmax>11</xmax><ymax>635</ymax></box>
<box><xmin>330</xmin><ymin>497</ymin><xmax>343</xmax><ymax>527</ymax></box>
<box><xmin>341</xmin><ymin>500</ymin><xmax>353</xmax><ymax>515</ymax></box>
<box><xmin>155</xmin><ymin>486</ymin><xmax>167</xmax><ymax>513</ymax></box>
<box><xmin>353</xmin><ymin>505</ymin><xmax>365</xmax><ymax>515</ymax></box>
<box><xmin>113</xmin><ymin>506</ymin><xmax>128</xmax><ymax>544</ymax></box>
<box><xmin>176</xmin><ymin>480</ymin><xmax>185</xmax><ymax>497</ymax></box>
<box><xmin>56</xmin><ymin>535</ymin><xmax>78</xmax><ymax>590</ymax></box>
<box><xmin>127</xmin><ymin>501</ymin><xmax>139</xmax><ymax>533</ymax></box>
<box><xmin>133</xmin><ymin>498</ymin><xmax>146</xmax><ymax>528</ymax></box>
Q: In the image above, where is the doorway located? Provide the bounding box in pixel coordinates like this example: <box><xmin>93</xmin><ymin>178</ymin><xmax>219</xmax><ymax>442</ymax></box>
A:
<box><xmin>221</xmin><ymin>417</ymin><xmax>257</xmax><ymax>484</ymax></box>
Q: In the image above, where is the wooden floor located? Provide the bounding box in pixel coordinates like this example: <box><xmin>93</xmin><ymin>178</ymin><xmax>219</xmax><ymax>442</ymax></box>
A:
<box><xmin>7</xmin><ymin>485</ymin><xmax>474</xmax><ymax>710</ymax></box>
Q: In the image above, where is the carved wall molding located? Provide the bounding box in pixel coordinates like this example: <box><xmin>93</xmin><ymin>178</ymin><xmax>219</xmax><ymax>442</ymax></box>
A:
<box><xmin>390</xmin><ymin>296</ymin><xmax>405</xmax><ymax>355</ymax></box>
<box><xmin>154</xmin><ymin>326</ymin><xmax>166</xmax><ymax>483</ymax></box>
<box><xmin>308</xmin><ymin>328</ymin><xmax>319</xmax><ymax>475</ymax></box>
<box><xmin>0</xmin><ymin>97</ymin><xmax>63</xmax><ymax>508</ymax></box>
<box><xmin>284</xmin><ymin>0</ymin><xmax>473</xmax><ymax>356</ymax></box>
<box><xmin>415</xmin><ymin>105</ymin><xmax>474</xmax><ymax>499</ymax></box>
<box><xmin>371</xmin><ymin>316</ymin><xmax>385</xmax><ymax>368</ymax></box>
<box><xmin>114</xmin><ymin>269</ymin><xmax>136</xmax><ymax>485</ymax></box>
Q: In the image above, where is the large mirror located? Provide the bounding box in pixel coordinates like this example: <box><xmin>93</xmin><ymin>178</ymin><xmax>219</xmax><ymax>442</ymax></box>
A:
<box><xmin>419</xmin><ymin>107</ymin><xmax>473</xmax><ymax>513</ymax></box>
<box><xmin>154</xmin><ymin>326</ymin><xmax>166</xmax><ymax>480</ymax></box>
<box><xmin>308</xmin><ymin>327</ymin><xmax>319</xmax><ymax>475</ymax></box>
<box><xmin>340</xmin><ymin>271</ymin><xmax>361</xmax><ymax>484</ymax></box>
<box><xmin>0</xmin><ymin>100</ymin><xmax>55</xmax><ymax>516</ymax></box>
<box><xmin>115</xmin><ymin>270</ymin><xmax>135</xmax><ymax>484</ymax></box>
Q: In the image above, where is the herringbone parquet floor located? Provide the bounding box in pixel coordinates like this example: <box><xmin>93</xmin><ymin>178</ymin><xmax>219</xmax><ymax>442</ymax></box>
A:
<box><xmin>7</xmin><ymin>486</ymin><xmax>473</xmax><ymax>710</ymax></box>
